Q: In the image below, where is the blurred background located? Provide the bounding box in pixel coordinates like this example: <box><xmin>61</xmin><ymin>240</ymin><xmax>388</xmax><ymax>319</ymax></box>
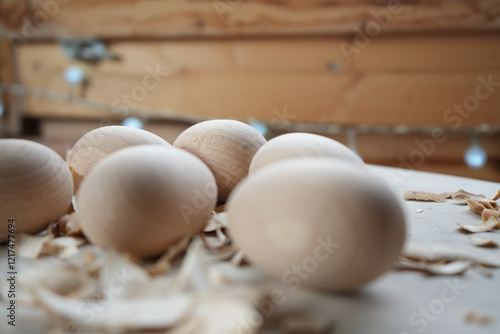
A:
<box><xmin>0</xmin><ymin>0</ymin><xmax>499</xmax><ymax>181</ymax></box>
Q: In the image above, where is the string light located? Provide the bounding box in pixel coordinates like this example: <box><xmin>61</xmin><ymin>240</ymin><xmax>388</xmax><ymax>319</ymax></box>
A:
<box><xmin>0</xmin><ymin>87</ymin><xmax>4</xmax><ymax>119</ymax></box>
<box><xmin>64</xmin><ymin>66</ymin><xmax>85</xmax><ymax>84</ymax></box>
<box><xmin>249</xmin><ymin>121</ymin><xmax>268</xmax><ymax>137</ymax></box>
<box><xmin>464</xmin><ymin>135</ymin><xmax>487</xmax><ymax>170</ymax></box>
<box><xmin>122</xmin><ymin>117</ymin><xmax>144</xmax><ymax>129</ymax></box>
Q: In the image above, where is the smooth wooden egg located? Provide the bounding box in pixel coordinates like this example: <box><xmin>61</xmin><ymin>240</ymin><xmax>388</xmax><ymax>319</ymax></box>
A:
<box><xmin>0</xmin><ymin>139</ymin><xmax>73</xmax><ymax>241</ymax></box>
<box><xmin>67</xmin><ymin>126</ymin><xmax>170</xmax><ymax>193</ymax></box>
<box><xmin>173</xmin><ymin>120</ymin><xmax>266</xmax><ymax>202</ymax></box>
<box><xmin>76</xmin><ymin>146</ymin><xmax>217</xmax><ymax>258</ymax></box>
<box><xmin>249</xmin><ymin>132</ymin><xmax>364</xmax><ymax>174</ymax></box>
<box><xmin>227</xmin><ymin>158</ymin><xmax>406</xmax><ymax>291</ymax></box>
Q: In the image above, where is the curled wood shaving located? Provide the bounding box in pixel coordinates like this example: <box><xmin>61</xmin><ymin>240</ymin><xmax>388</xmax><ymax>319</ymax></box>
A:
<box><xmin>46</xmin><ymin>221</ymin><xmax>61</xmax><ymax>238</ymax></box>
<box><xmin>204</xmin><ymin>212</ymin><xmax>229</xmax><ymax>232</ymax></box>
<box><xmin>482</xmin><ymin>209</ymin><xmax>500</xmax><ymax>223</ymax></box>
<box><xmin>464</xmin><ymin>312</ymin><xmax>493</xmax><ymax>325</ymax></box>
<box><xmin>171</xmin><ymin>238</ymin><xmax>211</xmax><ymax>292</ymax></box>
<box><xmin>404</xmin><ymin>190</ymin><xmax>446</xmax><ymax>202</ymax></box>
<box><xmin>452</xmin><ymin>189</ymin><xmax>486</xmax><ymax>205</ymax></box>
<box><xmin>144</xmin><ymin>236</ymin><xmax>190</xmax><ymax>276</ymax></box>
<box><xmin>493</xmin><ymin>190</ymin><xmax>500</xmax><ymax>201</ymax></box>
<box><xmin>171</xmin><ymin>289</ymin><xmax>265</xmax><ymax>334</ymax></box>
<box><xmin>41</xmin><ymin>236</ymin><xmax>87</xmax><ymax>259</ymax></box>
<box><xmin>468</xmin><ymin>235</ymin><xmax>499</xmax><ymax>248</ymax></box>
<box><xmin>479</xmin><ymin>200</ymin><xmax>497</xmax><ymax>211</ymax></box>
<box><xmin>18</xmin><ymin>234</ymin><xmax>86</xmax><ymax>260</ymax></box>
<box><xmin>37</xmin><ymin>287</ymin><xmax>194</xmax><ymax>330</ymax></box>
<box><xmin>395</xmin><ymin>257</ymin><xmax>470</xmax><ymax>275</ymax></box>
<box><xmin>58</xmin><ymin>212</ymin><xmax>83</xmax><ymax>236</ymax></box>
<box><xmin>440</xmin><ymin>192</ymin><xmax>455</xmax><ymax>199</ymax></box>
<box><xmin>231</xmin><ymin>249</ymin><xmax>246</xmax><ymax>267</ymax></box>
<box><xmin>18</xmin><ymin>234</ymin><xmax>54</xmax><ymax>260</ymax></box>
<box><xmin>466</xmin><ymin>199</ymin><xmax>486</xmax><ymax>215</ymax></box>
<box><xmin>456</xmin><ymin>216</ymin><xmax>499</xmax><ymax>233</ymax></box>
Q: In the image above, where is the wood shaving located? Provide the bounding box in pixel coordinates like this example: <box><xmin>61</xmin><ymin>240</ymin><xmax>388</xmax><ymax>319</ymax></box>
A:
<box><xmin>395</xmin><ymin>257</ymin><xmax>470</xmax><ymax>275</ymax></box>
<box><xmin>468</xmin><ymin>235</ymin><xmax>499</xmax><ymax>248</ymax></box>
<box><xmin>404</xmin><ymin>190</ymin><xmax>446</xmax><ymax>202</ymax></box>
<box><xmin>452</xmin><ymin>189</ymin><xmax>486</xmax><ymax>205</ymax></box>
<box><xmin>144</xmin><ymin>236</ymin><xmax>190</xmax><ymax>276</ymax></box>
<box><xmin>479</xmin><ymin>200</ymin><xmax>497</xmax><ymax>211</ymax></box>
<box><xmin>18</xmin><ymin>234</ymin><xmax>86</xmax><ymax>260</ymax></box>
<box><xmin>46</xmin><ymin>221</ymin><xmax>61</xmax><ymax>238</ymax></box>
<box><xmin>41</xmin><ymin>236</ymin><xmax>87</xmax><ymax>259</ymax></box>
<box><xmin>466</xmin><ymin>199</ymin><xmax>486</xmax><ymax>215</ymax></box>
<box><xmin>278</xmin><ymin>313</ymin><xmax>333</xmax><ymax>334</ymax></box>
<box><xmin>231</xmin><ymin>249</ymin><xmax>246</xmax><ymax>267</ymax></box>
<box><xmin>482</xmin><ymin>209</ymin><xmax>500</xmax><ymax>223</ymax></box>
<box><xmin>493</xmin><ymin>190</ymin><xmax>500</xmax><ymax>201</ymax></box>
<box><xmin>204</xmin><ymin>211</ymin><xmax>229</xmax><ymax>232</ymax></box>
<box><xmin>58</xmin><ymin>212</ymin><xmax>83</xmax><ymax>236</ymax></box>
<box><xmin>171</xmin><ymin>238</ymin><xmax>211</xmax><ymax>292</ymax></box>
<box><xmin>37</xmin><ymin>287</ymin><xmax>194</xmax><ymax>330</ymax></box>
<box><xmin>18</xmin><ymin>234</ymin><xmax>54</xmax><ymax>260</ymax></box>
<box><xmin>440</xmin><ymin>192</ymin><xmax>455</xmax><ymax>199</ymax></box>
<box><xmin>456</xmin><ymin>216</ymin><xmax>499</xmax><ymax>233</ymax></box>
<box><xmin>464</xmin><ymin>312</ymin><xmax>493</xmax><ymax>325</ymax></box>
<box><xmin>16</xmin><ymin>234</ymin><xmax>266</xmax><ymax>333</ymax></box>
<box><xmin>414</xmin><ymin>209</ymin><xmax>424</xmax><ymax>213</ymax></box>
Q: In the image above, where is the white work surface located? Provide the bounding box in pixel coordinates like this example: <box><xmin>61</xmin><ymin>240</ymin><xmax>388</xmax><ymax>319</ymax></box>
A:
<box><xmin>1</xmin><ymin>165</ymin><xmax>499</xmax><ymax>334</ymax></box>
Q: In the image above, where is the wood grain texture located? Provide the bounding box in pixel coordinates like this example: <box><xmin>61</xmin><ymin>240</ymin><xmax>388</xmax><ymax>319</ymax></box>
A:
<box><xmin>173</xmin><ymin>120</ymin><xmax>267</xmax><ymax>201</ymax></box>
<box><xmin>1</xmin><ymin>0</ymin><xmax>499</xmax><ymax>39</ymax></box>
<box><xmin>16</xmin><ymin>34</ymin><xmax>500</xmax><ymax>125</ymax></box>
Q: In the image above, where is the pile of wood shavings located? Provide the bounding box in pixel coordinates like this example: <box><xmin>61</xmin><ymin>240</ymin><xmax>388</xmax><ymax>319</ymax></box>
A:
<box><xmin>1</xmin><ymin>211</ymin><xmax>278</xmax><ymax>334</ymax></box>
<box><xmin>3</xmin><ymin>211</ymin><xmax>333</xmax><ymax>334</ymax></box>
<box><xmin>398</xmin><ymin>189</ymin><xmax>500</xmax><ymax>276</ymax></box>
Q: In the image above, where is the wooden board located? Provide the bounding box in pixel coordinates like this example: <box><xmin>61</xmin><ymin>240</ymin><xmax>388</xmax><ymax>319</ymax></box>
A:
<box><xmin>1</xmin><ymin>0</ymin><xmax>500</xmax><ymax>40</ymax></box>
<box><xmin>16</xmin><ymin>34</ymin><xmax>500</xmax><ymax>125</ymax></box>
<box><xmin>0</xmin><ymin>40</ymin><xmax>19</xmax><ymax>135</ymax></box>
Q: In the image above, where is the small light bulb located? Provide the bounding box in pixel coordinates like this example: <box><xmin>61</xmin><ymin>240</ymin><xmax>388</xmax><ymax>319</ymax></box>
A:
<box><xmin>122</xmin><ymin>117</ymin><xmax>143</xmax><ymax>129</ymax></box>
<box><xmin>464</xmin><ymin>137</ymin><xmax>487</xmax><ymax>169</ymax></box>
<box><xmin>249</xmin><ymin>121</ymin><xmax>268</xmax><ymax>137</ymax></box>
<box><xmin>64</xmin><ymin>66</ymin><xmax>85</xmax><ymax>84</ymax></box>
<box><xmin>0</xmin><ymin>96</ymin><xmax>4</xmax><ymax>118</ymax></box>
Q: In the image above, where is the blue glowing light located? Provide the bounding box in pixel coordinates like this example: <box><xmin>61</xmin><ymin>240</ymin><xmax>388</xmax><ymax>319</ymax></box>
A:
<box><xmin>249</xmin><ymin>121</ymin><xmax>268</xmax><ymax>137</ymax></box>
<box><xmin>64</xmin><ymin>66</ymin><xmax>85</xmax><ymax>84</ymax></box>
<box><xmin>122</xmin><ymin>117</ymin><xmax>143</xmax><ymax>129</ymax></box>
<box><xmin>464</xmin><ymin>139</ymin><xmax>487</xmax><ymax>169</ymax></box>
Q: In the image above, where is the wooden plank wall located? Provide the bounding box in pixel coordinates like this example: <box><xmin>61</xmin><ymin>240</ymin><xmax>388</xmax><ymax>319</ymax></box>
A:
<box><xmin>1</xmin><ymin>0</ymin><xmax>500</xmax><ymax>38</ymax></box>
<box><xmin>15</xmin><ymin>34</ymin><xmax>500</xmax><ymax>126</ymax></box>
<box><xmin>0</xmin><ymin>0</ymin><xmax>499</xmax><ymax>181</ymax></box>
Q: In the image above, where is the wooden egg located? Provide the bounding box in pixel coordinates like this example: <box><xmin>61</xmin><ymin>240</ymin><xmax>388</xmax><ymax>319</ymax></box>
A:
<box><xmin>173</xmin><ymin>120</ymin><xmax>266</xmax><ymax>202</ymax></box>
<box><xmin>249</xmin><ymin>132</ymin><xmax>364</xmax><ymax>174</ymax></box>
<box><xmin>227</xmin><ymin>158</ymin><xmax>406</xmax><ymax>291</ymax></box>
<box><xmin>76</xmin><ymin>146</ymin><xmax>217</xmax><ymax>258</ymax></box>
<box><xmin>67</xmin><ymin>126</ymin><xmax>170</xmax><ymax>193</ymax></box>
<box><xmin>0</xmin><ymin>139</ymin><xmax>73</xmax><ymax>241</ymax></box>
